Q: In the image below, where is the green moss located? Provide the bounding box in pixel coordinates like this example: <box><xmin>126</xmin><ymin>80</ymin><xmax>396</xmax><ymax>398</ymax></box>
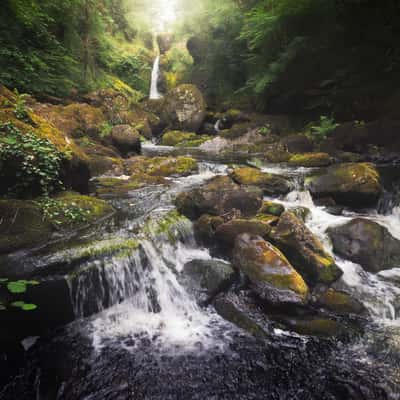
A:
<box><xmin>259</xmin><ymin>201</ymin><xmax>285</xmax><ymax>217</ymax></box>
<box><xmin>147</xmin><ymin>156</ymin><xmax>198</xmax><ymax>177</ymax></box>
<box><xmin>161</xmin><ymin>130</ymin><xmax>208</xmax><ymax>147</ymax></box>
<box><xmin>288</xmin><ymin>153</ymin><xmax>332</xmax><ymax>167</ymax></box>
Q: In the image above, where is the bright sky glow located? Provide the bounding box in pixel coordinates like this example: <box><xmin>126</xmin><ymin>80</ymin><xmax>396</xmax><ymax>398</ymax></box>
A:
<box><xmin>155</xmin><ymin>0</ymin><xmax>178</xmax><ymax>32</ymax></box>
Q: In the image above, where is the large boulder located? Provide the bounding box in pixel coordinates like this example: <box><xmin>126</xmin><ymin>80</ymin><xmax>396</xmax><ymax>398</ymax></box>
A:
<box><xmin>272</xmin><ymin>212</ymin><xmax>342</xmax><ymax>285</ymax></box>
<box><xmin>306</xmin><ymin>163</ymin><xmax>382</xmax><ymax>208</ymax></box>
<box><xmin>233</xmin><ymin>234</ymin><xmax>309</xmax><ymax>306</ymax></box>
<box><xmin>175</xmin><ymin>176</ymin><xmax>263</xmax><ymax>220</ymax></box>
<box><xmin>162</xmin><ymin>84</ymin><xmax>206</xmax><ymax>132</ymax></box>
<box><xmin>230</xmin><ymin>167</ymin><xmax>291</xmax><ymax>196</ymax></box>
<box><xmin>181</xmin><ymin>259</ymin><xmax>236</xmax><ymax>305</ymax></box>
<box><xmin>328</xmin><ymin>218</ymin><xmax>400</xmax><ymax>273</ymax></box>
<box><xmin>110</xmin><ymin>125</ymin><xmax>141</xmax><ymax>157</ymax></box>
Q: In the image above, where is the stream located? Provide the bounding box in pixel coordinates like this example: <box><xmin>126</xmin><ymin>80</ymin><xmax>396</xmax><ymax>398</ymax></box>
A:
<box><xmin>1</xmin><ymin>144</ymin><xmax>400</xmax><ymax>399</ymax></box>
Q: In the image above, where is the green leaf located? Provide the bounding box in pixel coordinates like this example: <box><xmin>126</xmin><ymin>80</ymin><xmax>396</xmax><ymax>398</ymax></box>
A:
<box><xmin>7</xmin><ymin>281</ymin><xmax>27</xmax><ymax>294</ymax></box>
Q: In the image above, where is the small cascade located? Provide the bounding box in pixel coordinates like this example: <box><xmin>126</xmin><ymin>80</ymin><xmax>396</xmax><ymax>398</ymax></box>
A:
<box><xmin>214</xmin><ymin>119</ymin><xmax>221</xmax><ymax>132</ymax></box>
<box><xmin>150</xmin><ymin>55</ymin><xmax>162</xmax><ymax>100</ymax></box>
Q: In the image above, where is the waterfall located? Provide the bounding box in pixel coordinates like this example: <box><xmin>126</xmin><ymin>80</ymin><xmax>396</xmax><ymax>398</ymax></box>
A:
<box><xmin>150</xmin><ymin>55</ymin><xmax>162</xmax><ymax>100</ymax></box>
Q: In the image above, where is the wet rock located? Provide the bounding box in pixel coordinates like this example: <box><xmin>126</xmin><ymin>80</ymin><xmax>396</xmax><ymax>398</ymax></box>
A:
<box><xmin>264</xmin><ymin>149</ymin><xmax>291</xmax><ymax>163</ymax></box>
<box><xmin>110</xmin><ymin>125</ymin><xmax>141</xmax><ymax>157</ymax></box>
<box><xmin>315</xmin><ymin>288</ymin><xmax>366</xmax><ymax>315</ymax></box>
<box><xmin>181</xmin><ymin>259</ymin><xmax>236</xmax><ymax>304</ymax></box>
<box><xmin>194</xmin><ymin>214</ymin><xmax>225</xmax><ymax>245</ymax></box>
<box><xmin>162</xmin><ymin>84</ymin><xmax>206</xmax><ymax>132</ymax></box>
<box><xmin>328</xmin><ymin>218</ymin><xmax>400</xmax><ymax>273</ymax></box>
<box><xmin>215</xmin><ymin>219</ymin><xmax>272</xmax><ymax>249</ymax></box>
<box><xmin>281</xmin><ymin>134</ymin><xmax>313</xmax><ymax>153</ymax></box>
<box><xmin>288</xmin><ymin>153</ymin><xmax>332</xmax><ymax>168</ymax></box>
<box><xmin>175</xmin><ymin>176</ymin><xmax>263</xmax><ymax>220</ymax></box>
<box><xmin>157</xmin><ymin>33</ymin><xmax>174</xmax><ymax>54</ymax></box>
<box><xmin>160</xmin><ymin>130</ymin><xmax>211</xmax><ymax>147</ymax></box>
<box><xmin>213</xmin><ymin>292</ymin><xmax>270</xmax><ymax>339</ymax></box>
<box><xmin>306</xmin><ymin>163</ymin><xmax>382</xmax><ymax>208</ymax></box>
<box><xmin>230</xmin><ymin>167</ymin><xmax>291</xmax><ymax>196</ymax></box>
<box><xmin>272</xmin><ymin>212</ymin><xmax>342</xmax><ymax>285</ymax></box>
<box><xmin>233</xmin><ymin>234</ymin><xmax>309</xmax><ymax>306</ymax></box>
<box><xmin>259</xmin><ymin>201</ymin><xmax>285</xmax><ymax>217</ymax></box>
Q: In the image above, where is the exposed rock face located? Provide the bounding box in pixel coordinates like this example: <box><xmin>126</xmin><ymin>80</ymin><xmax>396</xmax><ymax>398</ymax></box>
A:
<box><xmin>288</xmin><ymin>153</ymin><xmax>332</xmax><ymax>168</ymax></box>
<box><xmin>281</xmin><ymin>134</ymin><xmax>313</xmax><ymax>153</ymax></box>
<box><xmin>233</xmin><ymin>234</ymin><xmax>309</xmax><ymax>306</ymax></box>
<box><xmin>181</xmin><ymin>259</ymin><xmax>236</xmax><ymax>305</ymax></box>
<box><xmin>162</xmin><ymin>84</ymin><xmax>206</xmax><ymax>132</ymax></box>
<box><xmin>175</xmin><ymin>176</ymin><xmax>263</xmax><ymax>220</ymax></box>
<box><xmin>328</xmin><ymin>218</ymin><xmax>400</xmax><ymax>273</ymax></box>
<box><xmin>157</xmin><ymin>33</ymin><xmax>174</xmax><ymax>54</ymax></box>
<box><xmin>110</xmin><ymin>125</ymin><xmax>141</xmax><ymax>156</ymax></box>
<box><xmin>272</xmin><ymin>212</ymin><xmax>342</xmax><ymax>285</ymax></box>
<box><xmin>230</xmin><ymin>167</ymin><xmax>291</xmax><ymax>196</ymax></box>
<box><xmin>306</xmin><ymin>163</ymin><xmax>382</xmax><ymax>208</ymax></box>
<box><xmin>215</xmin><ymin>219</ymin><xmax>272</xmax><ymax>249</ymax></box>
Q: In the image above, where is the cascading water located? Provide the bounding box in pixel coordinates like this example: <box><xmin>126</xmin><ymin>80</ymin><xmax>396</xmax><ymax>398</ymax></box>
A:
<box><xmin>149</xmin><ymin>55</ymin><xmax>162</xmax><ymax>100</ymax></box>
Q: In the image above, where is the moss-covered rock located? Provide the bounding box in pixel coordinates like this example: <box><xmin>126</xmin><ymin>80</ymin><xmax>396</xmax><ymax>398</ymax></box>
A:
<box><xmin>124</xmin><ymin>156</ymin><xmax>198</xmax><ymax>178</ymax></box>
<box><xmin>215</xmin><ymin>219</ymin><xmax>272</xmax><ymax>249</ymax></box>
<box><xmin>264</xmin><ymin>149</ymin><xmax>291</xmax><ymax>163</ymax></box>
<box><xmin>280</xmin><ymin>134</ymin><xmax>313</xmax><ymax>154</ymax></box>
<box><xmin>233</xmin><ymin>233</ymin><xmax>309</xmax><ymax>306</ymax></box>
<box><xmin>162</xmin><ymin>84</ymin><xmax>206</xmax><ymax>132</ymax></box>
<box><xmin>288</xmin><ymin>153</ymin><xmax>332</xmax><ymax>168</ymax></box>
<box><xmin>230</xmin><ymin>167</ymin><xmax>291</xmax><ymax>196</ymax></box>
<box><xmin>272</xmin><ymin>212</ymin><xmax>342</xmax><ymax>285</ymax></box>
<box><xmin>316</xmin><ymin>288</ymin><xmax>365</xmax><ymax>315</ymax></box>
<box><xmin>110</xmin><ymin>125</ymin><xmax>141</xmax><ymax>156</ymax></box>
<box><xmin>0</xmin><ymin>192</ymin><xmax>114</xmax><ymax>254</ymax></box>
<box><xmin>33</xmin><ymin>102</ymin><xmax>106</xmax><ymax>139</ymax></box>
<box><xmin>259</xmin><ymin>201</ymin><xmax>285</xmax><ymax>217</ymax></box>
<box><xmin>328</xmin><ymin>218</ymin><xmax>400</xmax><ymax>273</ymax></box>
<box><xmin>306</xmin><ymin>163</ymin><xmax>382</xmax><ymax>208</ymax></box>
<box><xmin>160</xmin><ymin>130</ymin><xmax>211</xmax><ymax>147</ymax></box>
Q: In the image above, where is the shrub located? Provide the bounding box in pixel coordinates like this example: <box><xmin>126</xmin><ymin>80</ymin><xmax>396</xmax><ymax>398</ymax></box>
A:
<box><xmin>310</xmin><ymin>116</ymin><xmax>339</xmax><ymax>140</ymax></box>
<box><xmin>0</xmin><ymin>122</ymin><xmax>64</xmax><ymax>197</ymax></box>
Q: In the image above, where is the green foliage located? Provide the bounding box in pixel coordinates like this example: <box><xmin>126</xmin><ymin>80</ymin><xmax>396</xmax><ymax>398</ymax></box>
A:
<box><xmin>35</xmin><ymin>197</ymin><xmax>91</xmax><ymax>227</ymax></box>
<box><xmin>100</xmin><ymin>122</ymin><xmax>113</xmax><ymax>138</ymax></box>
<box><xmin>0</xmin><ymin>279</ymin><xmax>39</xmax><ymax>312</ymax></box>
<box><xmin>0</xmin><ymin>122</ymin><xmax>64</xmax><ymax>197</ymax></box>
<box><xmin>259</xmin><ymin>124</ymin><xmax>272</xmax><ymax>136</ymax></box>
<box><xmin>12</xmin><ymin>89</ymin><xmax>30</xmax><ymax>122</ymax></box>
<box><xmin>310</xmin><ymin>116</ymin><xmax>339</xmax><ymax>140</ymax></box>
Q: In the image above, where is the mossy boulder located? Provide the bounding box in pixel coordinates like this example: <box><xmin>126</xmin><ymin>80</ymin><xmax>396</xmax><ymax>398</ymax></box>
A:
<box><xmin>175</xmin><ymin>176</ymin><xmax>263</xmax><ymax>220</ymax></box>
<box><xmin>230</xmin><ymin>167</ymin><xmax>291</xmax><ymax>196</ymax></box>
<box><xmin>0</xmin><ymin>192</ymin><xmax>114</xmax><ymax>254</ymax></box>
<box><xmin>316</xmin><ymin>288</ymin><xmax>365</xmax><ymax>315</ymax></box>
<box><xmin>215</xmin><ymin>219</ymin><xmax>272</xmax><ymax>249</ymax></box>
<box><xmin>264</xmin><ymin>150</ymin><xmax>291</xmax><ymax>163</ymax></box>
<box><xmin>162</xmin><ymin>84</ymin><xmax>206</xmax><ymax>132</ymax></box>
<box><xmin>288</xmin><ymin>153</ymin><xmax>332</xmax><ymax>168</ymax></box>
<box><xmin>328</xmin><ymin>218</ymin><xmax>400</xmax><ymax>273</ymax></box>
<box><xmin>110</xmin><ymin>125</ymin><xmax>141</xmax><ymax>157</ymax></box>
<box><xmin>95</xmin><ymin>174</ymin><xmax>166</xmax><ymax>196</ymax></box>
<box><xmin>233</xmin><ymin>234</ymin><xmax>309</xmax><ymax>306</ymax></box>
<box><xmin>160</xmin><ymin>130</ymin><xmax>211</xmax><ymax>147</ymax></box>
<box><xmin>124</xmin><ymin>156</ymin><xmax>198</xmax><ymax>177</ymax></box>
<box><xmin>33</xmin><ymin>102</ymin><xmax>106</xmax><ymax>139</ymax></box>
<box><xmin>259</xmin><ymin>201</ymin><xmax>285</xmax><ymax>217</ymax></box>
<box><xmin>306</xmin><ymin>163</ymin><xmax>382</xmax><ymax>208</ymax></box>
<box><xmin>272</xmin><ymin>212</ymin><xmax>342</xmax><ymax>285</ymax></box>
